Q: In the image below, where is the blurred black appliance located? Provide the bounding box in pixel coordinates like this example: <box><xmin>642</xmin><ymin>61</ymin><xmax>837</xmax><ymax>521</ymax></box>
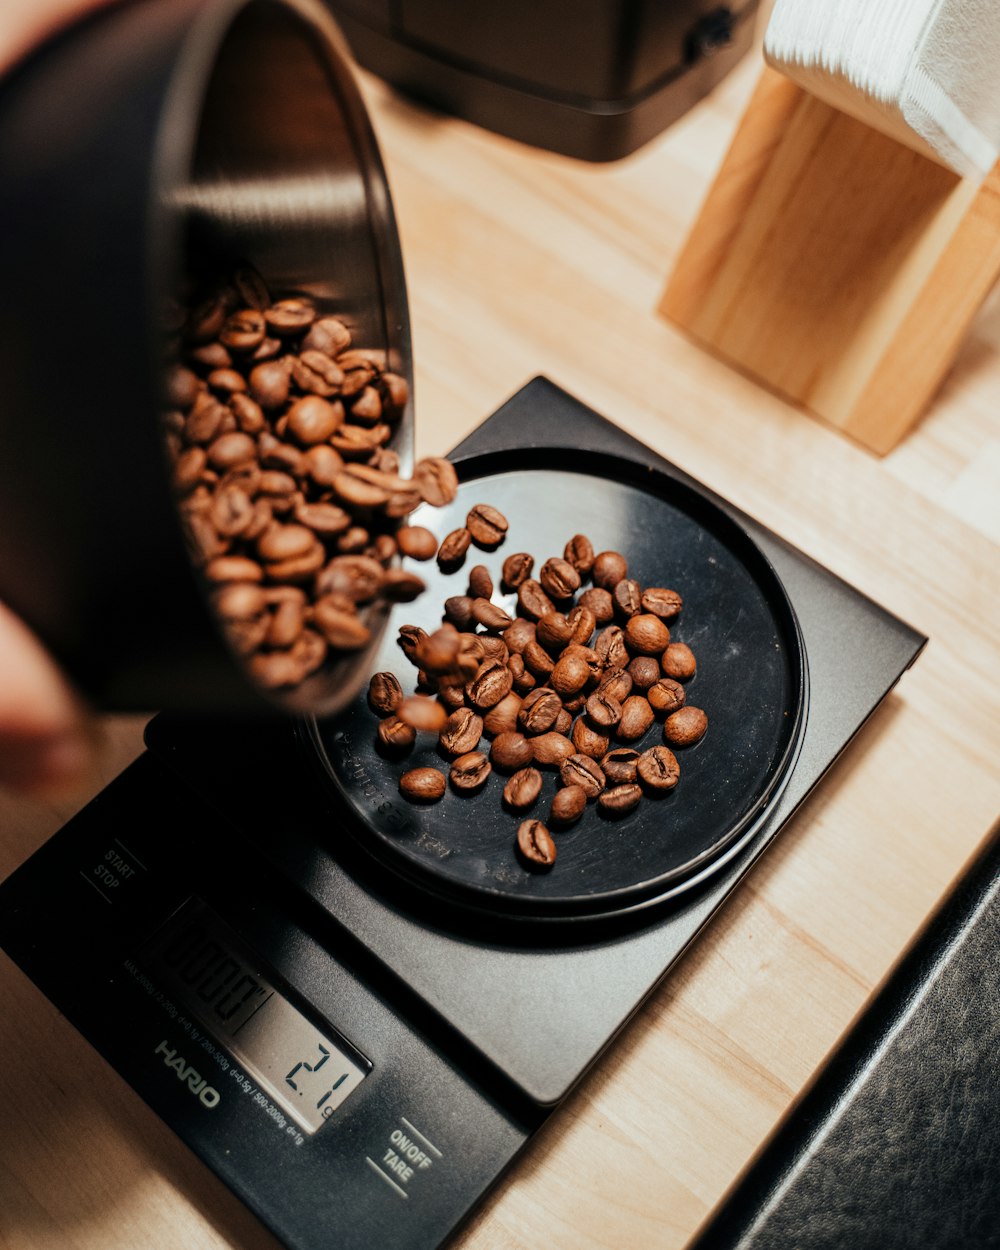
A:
<box><xmin>323</xmin><ymin>1</ymin><xmax>759</xmax><ymax>160</ymax></box>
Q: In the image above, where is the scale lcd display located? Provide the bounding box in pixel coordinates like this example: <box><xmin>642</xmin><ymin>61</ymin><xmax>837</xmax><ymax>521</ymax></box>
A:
<box><xmin>142</xmin><ymin>899</ymin><xmax>368</xmax><ymax>1134</ymax></box>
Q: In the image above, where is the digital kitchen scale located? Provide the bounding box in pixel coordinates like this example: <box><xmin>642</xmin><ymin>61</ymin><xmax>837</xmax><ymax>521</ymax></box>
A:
<box><xmin>0</xmin><ymin>378</ymin><xmax>926</xmax><ymax>1250</ymax></box>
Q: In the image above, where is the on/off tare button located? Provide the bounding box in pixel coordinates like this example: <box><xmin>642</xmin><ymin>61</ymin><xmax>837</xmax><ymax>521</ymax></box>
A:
<box><xmin>365</xmin><ymin>1116</ymin><xmax>443</xmax><ymax>1199</ymax></box>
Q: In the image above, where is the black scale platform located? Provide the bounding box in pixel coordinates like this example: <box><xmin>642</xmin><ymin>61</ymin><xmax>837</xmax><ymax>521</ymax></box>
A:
<box><xmin>0</xmin><ymin>379</ymin><xmax>925</xmax><ymax>1250</ymax></box>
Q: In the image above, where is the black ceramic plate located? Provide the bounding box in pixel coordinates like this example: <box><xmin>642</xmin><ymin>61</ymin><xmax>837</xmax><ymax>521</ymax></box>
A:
<box><xmin>308</xmin><ymin>449</ymin><xmax>806</xmax><ymax>920</ymax></box>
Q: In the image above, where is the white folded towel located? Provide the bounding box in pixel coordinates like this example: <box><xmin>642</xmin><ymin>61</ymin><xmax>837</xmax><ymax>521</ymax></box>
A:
<box><xmin>764</xmin><ymin>0</ymin><xmax>1000</xmax><ymax>179</ymax></box>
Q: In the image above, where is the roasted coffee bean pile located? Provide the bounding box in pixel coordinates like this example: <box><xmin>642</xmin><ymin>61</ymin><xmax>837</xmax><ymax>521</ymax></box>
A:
<box><xmin>160</xmin><ymin>266</ymin><xmax>459</xmax><ymax>693</ymax></box>
<box><xmin>367</xmin><ymin>524</ymin><xmax>709</xmax><ymax>870</ymax></box>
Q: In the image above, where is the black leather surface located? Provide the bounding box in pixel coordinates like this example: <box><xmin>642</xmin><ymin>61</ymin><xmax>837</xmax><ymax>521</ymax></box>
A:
<box><xmin>690</xmin><ymin>819</ymin><xmax>1000</xmax><ymax>1250</ymax></box>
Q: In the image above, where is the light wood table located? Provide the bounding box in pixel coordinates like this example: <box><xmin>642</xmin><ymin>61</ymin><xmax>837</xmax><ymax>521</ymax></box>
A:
<box><xmin>2</xmin><ymin>53</ymin><xmax>999</xmax><ymax>1250</ymax></box>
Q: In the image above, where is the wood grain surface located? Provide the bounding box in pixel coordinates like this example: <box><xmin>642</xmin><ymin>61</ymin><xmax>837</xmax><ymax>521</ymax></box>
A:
<box><xmin>2</xmin><ymin>49</ymin><xmax>999</xmax><ymax>1250</ymax></box>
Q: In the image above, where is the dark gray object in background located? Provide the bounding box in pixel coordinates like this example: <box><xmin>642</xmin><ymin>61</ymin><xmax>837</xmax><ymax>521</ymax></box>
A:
<box><xmin>324</xmin><ymin>0</ymin><xmax>759</xmax><ymax>160</ymax></box>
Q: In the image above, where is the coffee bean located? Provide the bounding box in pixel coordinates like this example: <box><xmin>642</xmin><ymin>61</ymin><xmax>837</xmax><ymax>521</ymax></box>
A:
<box><xmin>661</xmin><ymin>642</ymin><xmax>697</xmax><ymax>680</ymax></box>
<box><xmin>229</xmin><ymin>392</ymin><xmax>266</xmax><ymax>435</ymax></box>
<box><xmin>313</xmin><ymin>598</ymin><xmax>371</xmax><ymax>649</ymax></box>
<box><xmin>257</xmin><ymin>524</ymin><xmax>315</xmax><ymax>563</ymax></box>
<box><xmin>627</xmin><ymin>656</ymin><xmax>660</xmax><ymax>690</ymax></box>
<box><xmin>472</xmin><ymin>598</ymin><xmax>513</xmax><ymax>631</ymax></box>
<box><xmin>517</xmin><ymin>579</ymin><xmax>555</xmax><ymax>621</ymax></box>
<box><xmin>381</xmin><ymin>570</ymin><xmax>426</xmax><ymax>602</ymax></box>
<box><xmin>397</xmin><ymin>695</ymin><xmax>448</xmax><ymax>733</ymax></box>
<box><xmin>613</xmin><ymin>578</ymin><xmax>643</xmax><ymax>618</ymax></box>
<box><xmin>468</xmin><ymin>565</ymin><xmax>493</xmax><ymax>599</ymax></box>
<box><xmin>368</xmin><ymin>671</ymin><xmax>403</xmax><ymax>715</ymax></box>
<box><xmin>501</xmin><ymin>552</ymin><xmax>534</xmax><ymax>591</ymax></box>
<box><xmin>450</xmin><ymin>751</ymin><xmax>491</xmax><ymax>792</ymax></box>
<box><xmin>398</xmin><ymin>625</ymin><xmax>428</xmax><ymax>663</ymax></box>
<box><xmin>437</xmin><ymin>528</ymin><xmax>472</xmax><ymax>568</ymax></box>
<box><xmin>294</xmin><ymin>501</ymin><xmax>351</xmax><ymax>535</ymax></box>
<box><xmin>286</xmin><ymin>395</ymin><xmax>342</xmax><ymax>444</ymax></box>
<box><xmin>550</xmin><ymin>785</ymin><xmax>587</xmax><ymax>827</ymax></box>
<box><xmin>440</xmin><ymin>708</ymin><xmax>484</xmax><ymax>756</ymax></box>
<box><xmin>592</xmin><ymin>551</ymin><xmax>627</xmax><ymax>590</ymax></box>
<box><xmin>265</xmin><ymin>541</ymin><xmax>325</xmax><ymax>582</ymax></box>
<box><xmin>166</xmin><ymin>364</ymin><xmax>203</xmax><ymax>409</ymax></box>
<box><xmin>503</xmin><ymin>767</ymin><xmax>542</xmax><ymax>810</ymax></box>
<box><xmin>316</xmin><ymin>555</ymin><xmax>384</xmax><ymax>603</ymax></box>
<box><xmin>560</xmin><ymin>644</ymin><xmax>602</xmax><ymax>684</ymax></box>
<box><xmin>249</xmin><ymin>360</ymin><xmax>291</xmax><ymax>410</ymax></box>
<box><xmin>536</xmin><ymin>611</ymin><xmax>575</xmax><ymax>651</ymax></box>
<box><xmin>647</xmin><ymin>677</ymin><xmax>686</xmax><ymax>715</ymax></box>
<box><xmin>577</xmin><ymin>587</ymin><xmax>614</xmax><ymax>625</ymax></box>
<box><xmin>550</xmin><ymin>652</ymin><xmax>590</xmax><ymax>698</ymax></box>
<box><xmin>478</xmin><ymin>635</ymin><xmax>509</xmax><ymax>664</ymax></box>
<box><xmin>617</xmin><ymin>695</ymin><xmax>654</xmax><ymax>742</ymax></box>
<box><xmin>415</xmin><ymin>627</ymin><xmax>462</xmax><ymax>677</ymax></box>
<box><xmin>518</xmin><ymin>688</ymin><xmax>562</xmax><ymax>734</ymax></box>
<box><xmin>399</xmin><ymin>767</ymin><xmax>446</xmax><ymax>802</ymax></box>
<box><xmin>213</xmin><ymin>582</ymin><xmax>266</xmax><ymax>620</ymax></box>
<box><xmin>336</xmin><ymin>526</ymin><xmax>371</xmax><ymax>555</ymax></box>
<box><xmin>625</xmin><ymin>614</ymin><xmax>672</xmax><ymax>656</ymax></box>
<box><xmin>208</xmin><ymin>431</ymin><xmax>257</xmax><ymax>470</ymax></box>
<box><xmin>248</xmin><ymin>648</ymin><xmax>300</xmax><ymax>687</ymax></box>
<box><xmin>595</xmin><ymin>625</ymin><xmax>629</xmax><ymax>670</ymax></box>
<box><xmin>559</xmin><ymin>754</ymin><xmax>606</xmax><ymax>798</ymax></box>
<box><xmin>571</xmin><ymin>717</ymin><xmax>610</xmax><ymax>760</ymax></box>
<box><xmin>585</xmin><ymin>689</ymin><xmax>622</xmax><ymax>728</ymax></box>
<box><xmin>509</xmin><ymin>654</ymin><xmax>536</xmax><ymax>694</ymax></box>
<box><xmin>414</xmin><ymin>456</ymin><xmax>458</xmax><ymax>506</ymax></box>
<box><xmin>465</xmin><ymin>659</ymin><xmax>513</xmax><ymax>710</ymax></box>
<box><xmin>302</xmin><ymin>316</ymin><xmax>351</xmax><ymax>356</ymax></box>
<box><xmin>539</xmin><ymin>557</ymin><xmax>581</xmax><ymax>601</ymax></box>
<box><xmin>265</xmin><ymin>297</ymin><xmax>316</xmax><ymax>334</ymax></box>
<box><xmin>490</xmin><ymin>731</ymin><xmax>534</xmax><ymax>771</ymax></box>
<box><xmin>378</xmin><ymin>716</ymin><xmax>416</xmax><ymax>751</ymax></box>
<box><xmin>522</xmin><ymin>639</ymin><xmax>555</xmax><ymax>679</ymax></box>
<box><xmin>597</xmin><ymin>783</ymin><xmax>642</xmax><ymax>816</ymax></box>
<box><xmin>637</xmin><ymin>745</ymin><xmax>680</xmax><ymax>792</ymax></box>
<box><xmin>210</xmin><ymin>484</ymin><xmax>255</xmax><ymax>537</ymax></box>
<box><xmin>503</xmin><ymin>618</ymin><xmax>536</xmax><ymax>654</ymax></box>
<box><xmin>554</xmin><ymin>708</ymin><xmax>573</xmax><ymax>735</ymax></box>
<box><xmin>466</xmin><ymin>504</ymin><xmax>508</xmax><ymax>548</ymax></box>
<box><xmin>395</xmin><ymin>526</ymin><xmax>437</xmax><ymax>560</ymax></box>
<box><xmin>642</xmin><ymin>587</ymin><xmax>683</xmax><ymax>620</ymax></box>
<box><xmin>563</xmin><ymin>534</ymin><xmax>595</xmax><ymax>577</ymax></box>
<box><xmin>663</xmin><ymin>706</ymin><xmax>708</xmax><ymax>747</ymax></box>
<box><xmin>566</xmin><ymin>604</ymin><xmax>596</xmax><ymax>646</ymax></box>
<box><xmin>601</xmin><ymin>748</ymin><xmax>640</xmax><ymax>784</ymax></box>
<box><xmin>599</xmin><ymin>667</ymin><xmax>633</xmax><ymax>703</ymax></box>
<box><xmin>444</xmin><ymin>595</ymin><xmax>476</xmax><ymax>629</ymax></box>
<box><xmin>438</xmin><ymin>682</ymin><xmax>466</xmax><ymax>711</ymax></box>
<box><xmin>266</xmin><ymin>596</ymin><xmax>305</xmax><ymax>648</ymax></box>
<box><xmin>483</xmin><ymin>692</ymin><xmax>522</xmax><ymax>736</ymax></box>
<box><xmin>302</xmin><ymin>443</ymin><xmax>344</xmax><ymax>487</ymax></box>
<box><xmin>204</xmin><ymin>555</ymin><xmax>264</xmax><ymax>583</ymax></box>
<box><xmin>531</xmin><ymin>732</ymin><xmax>576</xmax><ymax>767</ymax></box>
<box><xmin>291</xmin><ymin>350</ymin><xmax>344</xmax><ymax>397</ymax></box>
<box><xmin>516</xmin><ymin>819</ymin><xmax>556</xmax><ymax>867</ymax></box>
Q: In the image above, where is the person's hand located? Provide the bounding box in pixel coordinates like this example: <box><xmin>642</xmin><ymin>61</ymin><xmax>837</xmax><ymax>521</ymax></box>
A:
<box><xmin>0</xmin><ymin>603</ymin><xmax>96</xmax><ymax>797</ymax></box>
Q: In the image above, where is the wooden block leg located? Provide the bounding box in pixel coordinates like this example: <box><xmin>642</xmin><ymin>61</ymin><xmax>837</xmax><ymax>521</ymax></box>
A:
<box><xmin>660</xmin><ymin>69</ymin><xmax>1000</xmax><ymax>455</ymax></box>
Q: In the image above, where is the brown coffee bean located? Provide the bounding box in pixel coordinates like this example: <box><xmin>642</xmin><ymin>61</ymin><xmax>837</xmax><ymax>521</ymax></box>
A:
<box><xmin>397</xmin><ymin>625</ymin><xmax>427</xmax><ymax>663</ymax></box>
<box><xmin>592</xmin><ymin>551</ymin><xmax>628</xmax><ymax>590</ymax></box>
<box><xmin>302</xmin><ymin>443</ymin><xmax>344</xmax><ymax>487</ymax></box>
<box><xmin>399</xmin><ymin>767</ymin><xmax>446</xmax><ymax>802</ymax></box>
<box><xmin>313</xmin><ymin>598</ymin><xmax>372</xmax><ymax>649</ymax></box>
<box><xmin>554</xmin><ymin>708</ymin><xmax>573</xmax><ymax>735</ymax></box>
<box><xmin>266</xmin><ymin>597</ymin><xmax>305</xmax><ymax>648</ymax></box>
<box><xmin>550</xmin><ymin>785</ymin><xmax>587</xmax><ymax>827</ymax></box>
<box><xmin>367</xmin><ymin>671</ymin><xmax>403</xmax><ymax>716</ymax></box>
<box><xmin>595</xmin><ymin>626</ymin><xmax>629</xmax><ymax>670</ymax></box>
<box><xmin>302</xmin><ymin>316</ymin><xmax>351</xmax><ymax>356</ymax></box>
<box><xmin>440</xmin><ymin>708</ymin><xmax>484</xmax><ymax>756</ymax></box>
<box><xmin>601</xmin><ymin>748</ymin><xmax>640</xmax><ymax>785</ymax></box>
<box><xmin>204</xmin><ymin>555</ymin><xmax>264</xmax><ymax>583</ymax></box>
<box><xmin>663</xmin><ymin>706</ymin><xmax>708</xmax><ymax>747</ymax></box>
<box><xmin>465</xmin><ymin>659</ymin><xmax>513</xmax><ymax>710</ymax></box>
<box><xmin>501</xmin><ymin>552</ymin><xmax>534</xmax><ymax>591</ymax></box>
<box><xmin>522</xmin><ymin>639</ymin><xmax>555</xmax><ymax>679</ymax></box>
<box><xmin>286</xmin><ymin>395</ymin><xmax>342</xmax><ymax>444</ymax></box>
<box><xmin>518</xmin><ymin>688</ymin><xmax>562</xmax><ymax>734</ymax></box>
<box><xmin>585</xmin><ymin>689</ymin><xmax>622</xmax><ymax>728</ymax></box>
<box><xmin>572</xmin><ymin>717</ymin><xmax>610</xmax><ymax>760</ymax></box>
<box><xmin>517</xmin><ymin>579</ymin><xmax>555</xmax><ymax>621</ymax></box>
<box><xmin>381</xmin><ymin>570</ymin><xmax>426</xmax><ymax>603</ymax></box>
<box><xmin>397</xmin><ymin>696</ymin><xmax>448</xmax><ymax>733</ymax></box>
<box><xmin>437</xmin><ymin>528</ymin><xmax>472</xmax><ymax>568</ymax></box>
<box><xmin>317</xmin><ymin>555</ymin><xmax>385</xmax><ymax>604</ymax></box>
<box><xmin>414</xmin><ymin>456</ymin><xmax>458</xmax><ymax>506</ymax></box>
<box><xmin>468</xmin><ymin>565</ymin><xmax>493</xmax><ymax>599</ymax></box>
<box><xmin>249</xmin><ymin>360</ymin><xmax>291</xmax><ymax>409</ymax></box>
<box><xmin>559</xmin><ymin>754</ymin><xmax>606</xmax><ymax>798</ymax></box>
<box><xmin>207</xmin><ymin>431</ymin><xmax>257</xmax><ymax>470</ymax></box>
<box><xmin>577</xmin><ymin>587</ymin><xmax>614</xmax><ymax>625</ymax></box>
<box><xmin>563</xmin><ymin>534</ymin><xmax>595</xmax><ymax>577</ymax></box>
<box><xmin>560</xmin><ymin>644</ymin><xmax>602</xmax><ymax>684</ymax></box>
<box><xmin>247</xmin><ymin>648</ymin><xmax>300</xmax><ymax>687</ymax></box>
<box><xmin>536</xmin><ymin>612</ymin><xmax>575</xmax><ymax>651</ymax></box>
<box><xmin>438</xmin><ymin>682</ymin><xmax>466</xmax><ymax>711</ymax></box>
<box><xmin>185</xmin><ymin>291</ymin><xmax>231</xmax><ymax>343</ymax></box>
<box><xmin>349</xmin><ymin>386</ymin><xmax>383</xmax><ymax>422</ymax></box>
<box><xmin>456</xmin><ymin>634</ymin><xmax>485</xmax><ymax>674</ymax></box>
<box><xmin>466</xmin><ymin>504</ymin><xmax>508</xmax><ymax>548</ymax></box>
<box><xmin>502</xmin><ymin>618</ymin><xmax>536</xmax><ymax>654</ymax></box>
<box><xmin>617</xmin><ymin>695</ymin><xmax>654</xmax><ymax>742</ymax></box>
<box><xmin>539</xmin><ymin>557</ymin><xmax>580</xmax><ymax>600</ymax></box>
<box><xmin>336</xmin><ymin>526</ymin><xmax>371</xmax><ymax>555</ymax></box>
<box><xmin>628</xmin><ymin>656</ymin><xmax>661</xmax><ymax>691</ymax></box>
<box><xmin>626</xmin><ymin>614</ymin><xmax>672</xmax><ymax>656</ymax></box>
<box><xmin>165</xmin><ymin>364</ymin><xmax>202</xmax><ymax>409</ymax></box>
<box><xmin>210</xmin><ymin>485</ymin><xmax>254</xmax><ymax>537</ymax></box>
<box><xmin>415</xmin><ymin>627</ymin><xmax>461</xmax><ymax>676</ymax></box>
<box><xmin>509</xmin><ymin>655</ymin><xmax>537</xmax><ymax>695</ymax></box>
<box><xmin>661</xmin><ymin>642</ymin><xmax>697</xmax><ymax>680</ymax></box>
<box><xmin>531</xmin><ymin>732</ymin><xmax>576</xmax><ymax>767</ymax></box>
<box><xmin>490</xmin><ymin>731</ymin><xmax>535</xmax><ymax>772</ymax></box>
<box><xmin>450</xmin><ymin>752</ymin><xmax>491</xmax><ymax>792</ymax></box>
<box><xmin>483</xmin><ymin>692</ymin><xmax>522</xmax><ymax>736</ymax></box>
<box><xmin>258</xmin><ymin>433</ymin><xmax>306</xmax><ymax>475</ymax></box>
<box><xmin>642</xmin><ymin>587</ymin><xmax>683</xmax><ymax>620</ymax></box>
<box><xmin>598</xmin><ymin>783</ymin><xmax>642</xmax><ymax>816</ymax></box>
<box><xmin>173</xmin><ymin>446</ymin><xmax>208</xmax><ymax>493</ymax></box>
<box><xmin>396</xmin><ymin>526</ymin><xmax>438</xmax><ymax>560</ymax></box>
<box><xmin>294</xmin><ymin>502</ymin><xmax>352</xmax><ymax>536</ymax></box>
<box><xmin>599</xmin><ymin>667</ymin><xmax>633</xmax><ymax>703</ymax></box>
<box><xmin>503</xmin><ymin>767</ymin><xmax>542</xmax><ymax>810</ymax></box>
<box><xmin>219</xmin><ymin>308</ymin><xmax>267</xmax><ymax>353</ymax></box>
<box><xmin>637</xmin><ymin>745</ymin><xmax>680</xmax><ymax>792</ymax></box>
<box><xmin>372</xmin><ymin>534</ymin><xmax>398</xmax><ymax>565</ymax></box>
<box><xmin>516</xmin><ymin>819</ymin><xmax>556</xmax><ymax>867</ymax></box>
<box><xmin>550</xmin><ymin>652</ymin><xmax>590</xmax><ymax>698</ymax></box>
<box><xmin>229</xmin><ymin>392</ymin><xmax>266</xmax><ymax>435</ymax></box>
<box><xmin>377</xmin><ymin>716</ymin><xmax>415</xmax><ymax>751</ymax></box>
<box><xmin>291</xmin><ymin>350</ymin><xmax>344</xmax><ymax>396</ymax></box>
<box><xmin>562</xmin><ymin>693</ymin><xmax>587</xmax><ymax>715</ymax></box>
<box><xmin>207</xmin><ymin>368</ymin><xmax>247</xmax><ymax>397</ymax></box>
<box><xmin>257</xmin><ymin>524</ymin><xmax>315</xmax><ymax>563</ymax></box>
<box><xmin>213</xmin><ymin>582</ymin><xmax>266</xmax><ymax>621</ymax></box>
<box><xmin>443</xmin><ymin>595</ymin><xmax>475</xmax><ymax>629</ymax></box>
<box><xmin>187</xmin><ymin>341</ymin><xmax>232</xmax><ymax>370</ymax></box>
<box><xmin>566</xmin><ymin>604</ymin><xmax>597</xmax><ymax>646</ymax></box>
<box><xmin>265</xmin><ymin>298</ymin><xmax>316</xmax><ymax>335</ymax></box>
<box><xmin>332</xmin><ymin>468</ymin><xmax>390</xmax><ymax>509</ymax></box>
<box><xmin>479</xmin><ymin>635</ymin><xmax>508</xmax><ymax>664</ymax></box>
<box><xmin>329</xmin><ymin>422</ymin><xmax>390</xmax><ymax>455</ymax></box>
<box><xmin>613</xmin><ymin>578</ymin><xmax>643</xmax><ymax>618</ymax></box>
<box><xmin>647</xmin><ymin>677</ymin><xmax>686</xmax><ymax>715</ymax></box>
<box><xmin>250</xmin><ymin>336</ymin><xmax>282</xmax><ymax>363</ymax></box>
<box><xmin>472</xmin><ymin>598</ymin><xmax>513</xmax><ymax>631</ymax></box>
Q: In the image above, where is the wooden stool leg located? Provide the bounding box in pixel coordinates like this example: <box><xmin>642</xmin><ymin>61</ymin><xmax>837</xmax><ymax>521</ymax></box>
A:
<box><xmin>660</xmin><ymin>69</ymin><xmax>1000</xmax><ymax>455</ymax></box>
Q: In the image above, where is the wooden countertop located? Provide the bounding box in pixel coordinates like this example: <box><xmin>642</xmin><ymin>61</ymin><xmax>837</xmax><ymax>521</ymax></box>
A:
<box><xmin>2</xmin><ymin>52</ymin><xmax>999</xmax><ymax>1250</ymax></box>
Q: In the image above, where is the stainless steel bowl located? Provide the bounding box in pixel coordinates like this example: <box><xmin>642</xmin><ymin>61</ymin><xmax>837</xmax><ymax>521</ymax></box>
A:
<box><xmin>0</xmin><ymin>0</ymin><xmax>412</xmax><ymax>715</ymax></box>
